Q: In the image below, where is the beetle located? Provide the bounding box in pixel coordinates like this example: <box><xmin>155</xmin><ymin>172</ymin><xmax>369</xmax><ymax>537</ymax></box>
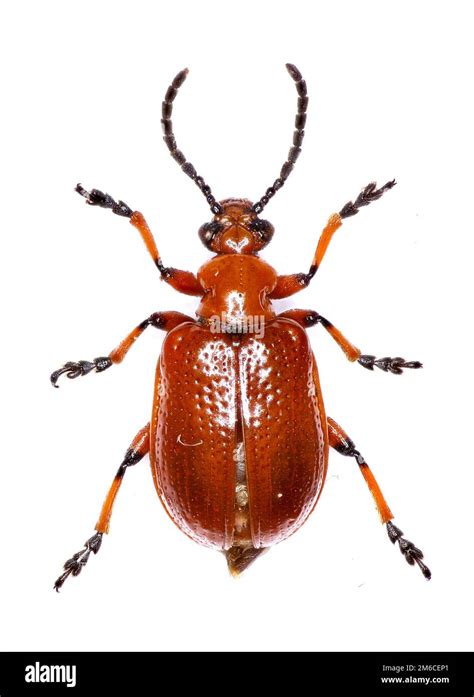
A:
<box><xmin>51</xmin><ymin>64</ymin><xmax>430</xmax><ymax>590</ymax></box>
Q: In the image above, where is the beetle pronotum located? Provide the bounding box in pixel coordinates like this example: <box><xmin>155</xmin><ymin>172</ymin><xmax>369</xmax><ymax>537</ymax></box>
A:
<box><xmin>51</xmin><ymin>64</ymin><xmax>430</xmax><ymax>590</ymax></box>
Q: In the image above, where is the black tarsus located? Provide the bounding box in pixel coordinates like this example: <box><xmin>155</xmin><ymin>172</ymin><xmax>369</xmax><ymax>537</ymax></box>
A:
<box><xmin>358</xmin><ymin>354</ymin><xmax>423</xmax><ymax>375</ymax></box>
<box><xmin>75</xmin><ymin>183</ymin><xmax>133</xmax><ymax>218</ymax></box>
<box><xmin>50</xmin><ymin>357</ymin><xmax>112</xmax><ymax>388</ymax></box>
<box><xmin>386</xmin><ymin>521</ymin><xmax>431</xmax><ymax>580</ymax></box>
<box><xmin>161</xmin><ymin>69</ymin><xmax>222</xmax><ymax>214</ymax></box>
<box><xmin>253</xmin><ymin>63</ymin><xmax>308</xmax><ymax>214</ymax></box>
<box><xmin>54</xmin><ymin>532</ymin><xmax>103</xmax><ymax>592</ymax></box>
<box><xmin>339</xmin><ymin>180</ymin><xmax>396</xmax><ymax>219</ymax></box>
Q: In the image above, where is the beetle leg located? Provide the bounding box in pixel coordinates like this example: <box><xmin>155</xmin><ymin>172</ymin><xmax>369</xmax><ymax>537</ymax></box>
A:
<box><xmin>76</xmin><ymin>184</ymin><xmax>202</xmax><ymax>295</ymax></box>
<box><xmin>51</xmin><ymin>311</ymin><xmax>194</xmax><ymax>387</ymax></box>
<box><xmin>54</xmin><ymin>424</ymin><xmax>150</xmax><ymax>591</ymax></box>
<box><xmin>278</xmin><ymin>309</ymin><xmax>422</xmax><ymax>374</ymax></box>
<box><xmin>269</xmin><ymin>181</ymin><xmax>396</xmax><ymax>299</ymax></box>
<box><xmin>279</xmin><ymin>309</ymin><xmax>360</xmax><ymax>361</ymax></box>
<box><xmin>327</xmin><ymin>416</ymin><xmax>431</xmax><ymax>580</ymax></box>
<box><xmin>129</xmin><ymin>211</ymin><xmax>202</xmax><ymax>295</ymax></box>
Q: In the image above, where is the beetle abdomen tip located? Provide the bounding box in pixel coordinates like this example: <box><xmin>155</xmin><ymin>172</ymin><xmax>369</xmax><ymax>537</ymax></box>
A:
<box><xmin>224</xmin><ymin>545</ymin><xmax>268</xmax><ymax>577</ymax></box>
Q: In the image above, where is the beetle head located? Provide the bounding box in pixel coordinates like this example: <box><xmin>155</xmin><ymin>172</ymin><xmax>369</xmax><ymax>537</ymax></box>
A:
<box><xmin>198</xmin><ymin>199</ymin><xmax>274</xmax><ymax>254</ymax></box>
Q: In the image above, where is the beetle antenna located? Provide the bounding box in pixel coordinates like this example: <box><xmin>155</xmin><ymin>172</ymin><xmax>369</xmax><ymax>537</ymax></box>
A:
<box><xmin>253</xmin><ymin>63</ymin><xmax>308</xmax><ymax>214</ymax></box>
<box><xmin>162</xmin><ymin>69</ymin><xmax>223</xmax><ymax>215</ymax></box>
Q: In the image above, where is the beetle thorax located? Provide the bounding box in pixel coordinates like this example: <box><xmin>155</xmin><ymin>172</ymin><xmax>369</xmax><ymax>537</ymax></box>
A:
<box><xmin>196</xmin><ymin>254</ymin><xmax>277</xmax><ymax>328</ymax></box>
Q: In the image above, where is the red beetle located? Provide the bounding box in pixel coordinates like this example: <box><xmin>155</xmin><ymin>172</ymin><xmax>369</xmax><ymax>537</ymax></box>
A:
<box><xmin>52</xmin><ymin>64</ymin><xmax>430</xmax><ymax>589</ymax></box>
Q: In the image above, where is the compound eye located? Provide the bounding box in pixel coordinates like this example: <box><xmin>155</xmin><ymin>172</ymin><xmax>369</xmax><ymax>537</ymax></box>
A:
<box><xmin>248</xmin><ymin>218</ymin><xmax>274</xmax><ymax>248</ymax></box>
<box><xmin>249</xmin><ymin>218</ymin><xmax>270</xmax><ymax>237</ymax></box>
<box><xmin>249</xmin><ymin>218</ymin><xmax>266</xmax><ymax>231</ymax></box>
<box><xmin>199</xmin><ymin>221</ymin><xmax>223</xmax><ymax>248</ymax></box>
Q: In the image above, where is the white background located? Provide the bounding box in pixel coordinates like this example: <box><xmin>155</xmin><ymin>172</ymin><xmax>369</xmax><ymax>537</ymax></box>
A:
<box><xmin>1</xmin><ymin>0</ymin><xmax>473</xmax><ymax>652</ymax></box>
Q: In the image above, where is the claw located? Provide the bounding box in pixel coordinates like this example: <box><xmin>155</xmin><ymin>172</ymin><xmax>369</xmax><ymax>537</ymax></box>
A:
<box><xmin>54</xmin><ymin>570</ymin><xmax>71</xmax><ymax>592</ymax></box>
<box><xmin>50</xmin><ymin>364</ymin><xmax>74</xmax><ymax>388</ymax></box>
<box><xmin>50</xmin><ymin>357</ymin><xmax>112</xmax><ymax>387</ymax></box>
